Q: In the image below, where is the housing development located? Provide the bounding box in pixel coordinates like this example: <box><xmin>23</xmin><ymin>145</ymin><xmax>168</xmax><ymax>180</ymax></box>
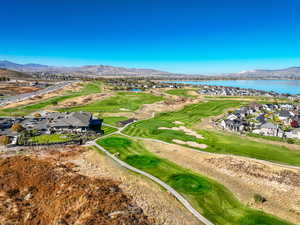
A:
<box><xmin>220</xmin><ymin>103</ymin><xmax>300</xmax><ymax>140</ymax></box>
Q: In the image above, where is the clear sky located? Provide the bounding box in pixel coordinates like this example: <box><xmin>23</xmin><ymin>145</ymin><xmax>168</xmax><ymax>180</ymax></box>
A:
<box><xmin>1</xmin><ymin>0</ymin><xmax>300</xmax><ymax>74</ymax></box>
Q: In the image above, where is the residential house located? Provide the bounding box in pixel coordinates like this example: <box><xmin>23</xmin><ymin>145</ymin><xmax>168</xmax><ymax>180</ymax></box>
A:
<box><xmin>257</xmin><ymin>122</ymin><xmax>283</xmax><ymax>137</ymax></box>
<box><xmin>49</xmin><ymin>112</ymin><xmax>94</xmax><ymax>132</ymax></box>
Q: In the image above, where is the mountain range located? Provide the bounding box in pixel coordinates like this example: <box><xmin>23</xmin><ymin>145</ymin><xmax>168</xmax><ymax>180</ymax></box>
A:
<box><xmin>0</xmin><ymin>60</ymin><xmax>171</xmax><ymax>77</ymax></box>
<box><xmin>1</xmin><ymin>60</ymin><xmax>300</xmax><ymax>79</ymax></box>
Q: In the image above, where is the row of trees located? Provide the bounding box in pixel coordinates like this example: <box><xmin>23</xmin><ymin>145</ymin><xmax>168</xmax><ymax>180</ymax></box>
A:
<box><xmin>0</xmin><ymin>77</ymin><xmax>10</xmax><ymax>81</ymax></box>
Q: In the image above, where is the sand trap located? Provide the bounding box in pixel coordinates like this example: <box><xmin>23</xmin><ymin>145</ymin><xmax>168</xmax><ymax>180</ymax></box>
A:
<box><xmin>158</xmin><ymin>126</ymin><xmax>204</xmax><ymax>139</ymax></box>
<box><xmin>120</xmin><ymin>108</ymin><xmax>130</xmax><ymax>111</ymax></box>
<box><xmin>172</xmin><ymin>139</ymin><xmax>207</xmax><ymax>149</ymax></box>
<box><xmin>173</xmin><ymin>121</ymin><xmax>184</xmax><ymax>125</ymax></box>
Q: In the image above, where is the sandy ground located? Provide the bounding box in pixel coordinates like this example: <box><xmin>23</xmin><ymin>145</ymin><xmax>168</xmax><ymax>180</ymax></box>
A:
<box><xmin>172</xmin><ymin>139</ymin><xmax>207</xmax><ymax>149</ymax></box>
<box><xmin>142</xmin><ymin>140</ymin><xmax>300</xmax><ymax>224</ymax></box>
<box><xmin>70</xmin><ymin>149</ymin><xmax>200</xmax><ymax>225</ymax></box>
<box><xmin>159</xmin><ymin>126</ymin><xmax>204</xmax><ymax>139</ymax></box>
<box><xmin>2</xmin><ymin>82</ymin><xmax>83</xmax><ymax>109</ymax></box>
<box><xmin>135</xmin><ymin>97</ymin><xmax>204</xmax><ymax>120</ymax></box>
<box><xmin>50</xmin><ymin>92</ymin><xmax>114</xmax><ymax>109</ymax></box>
<box><xmin>0</xmin><ymin>84</ymin><xmax>40</xmax><ymax>96</ymax></box>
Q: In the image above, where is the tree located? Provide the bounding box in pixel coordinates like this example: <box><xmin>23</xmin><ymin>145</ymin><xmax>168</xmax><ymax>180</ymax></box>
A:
<box><xmin>11</xmin><ymin>123</ymin><xmax>25</xmax><ymax>133</ymax></box>
<box><xmin>0</xmin><ymin>136</ymin><xmax>9</xmax><ymax>145</ymax></box>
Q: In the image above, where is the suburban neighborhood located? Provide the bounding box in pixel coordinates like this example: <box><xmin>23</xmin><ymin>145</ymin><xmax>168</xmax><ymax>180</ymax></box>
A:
<box><xmin>219</xmin><ymin>102</ymin><xmax>300</xmax><ymax>140</ymax></box>
<box><xmin>198</xmin><ymin>85</ymin><xmax>300</xmax><ymax>99</ymax></box>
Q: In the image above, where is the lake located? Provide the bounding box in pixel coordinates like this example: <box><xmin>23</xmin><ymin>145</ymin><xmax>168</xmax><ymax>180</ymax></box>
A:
<box><xmin>166</xmin><ymin>80</ymin><xmax>300</xmax><ymax>95</ymax></box>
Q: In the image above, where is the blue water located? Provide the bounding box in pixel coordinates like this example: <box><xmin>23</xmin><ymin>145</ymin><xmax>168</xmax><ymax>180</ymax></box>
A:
<box><xmin>130</xmin><ymin>88</ymin><xmax>142</xmax><ymax>92</ymax></box>
<box><xmin>165</xmin><ymin>80</ymin><xmax>300</xmax><ymax>95</ymax></box>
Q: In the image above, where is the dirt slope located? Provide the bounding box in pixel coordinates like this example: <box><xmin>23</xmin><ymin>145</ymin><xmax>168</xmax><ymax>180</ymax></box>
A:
<box><xmin>0</xmin><ymin>155</ymin><xmax>152</xmax><ymax>225</ymax></box>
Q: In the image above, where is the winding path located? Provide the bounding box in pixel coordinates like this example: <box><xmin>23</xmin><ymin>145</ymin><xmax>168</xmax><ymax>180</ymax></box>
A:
<box><xmin>91</xmin><ymin>140</ymin><xmax>213</xmax><ymax>225</ymax></box>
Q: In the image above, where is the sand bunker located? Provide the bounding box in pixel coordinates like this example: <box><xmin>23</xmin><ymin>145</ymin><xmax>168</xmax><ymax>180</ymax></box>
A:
<box><xmin>120</xmin><ymin>108</ymin><xmax>130</xmax><ymax>111</ymax></box>
<box><xmin>173</xmin><ymin>121</ymin><xmax>184</xmax><ymax>125</ymax></box>
<box><xmin>158</xmin><ymin>126</ymin><xmax>204</xmax><ymax>139</ymax></box>
<box><xmin>172</xmin><ymin>139</ymin><xmax>207</xmax><ymax>149</ymax></box>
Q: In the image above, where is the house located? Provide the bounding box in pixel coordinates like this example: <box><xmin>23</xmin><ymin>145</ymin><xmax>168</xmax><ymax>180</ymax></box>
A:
<box><xmin>222</xmin><ymin>119</ymin><xmax>248</xmax><ymax>132</ymax></box>
<box><xmin>285</xmin><ymin>128</ymin><xmax>300</xmax><ymax>139</ymax></box>
<box><xmin>249</xmin><ymin>102</ymin><xmax>262</xmax><ymax>111</ymax></box>
<box><xmin>291</xmin><ymin>120</ymin><xmax>299</xmax><ymax>128</ymax></box>
<box><xmin>49</xmin><ymin>112</ymin><xmax>95</xmax><ymax>132</ymax></box>
<box><xmin>278</xmin><ymin>110</ymin><xmax>292</xmax><ymax>121</ymax></box>
<box><xmin>258</xmin><ymin>122</ymin><xmax>283</xmax><ymax>137</ymax></box>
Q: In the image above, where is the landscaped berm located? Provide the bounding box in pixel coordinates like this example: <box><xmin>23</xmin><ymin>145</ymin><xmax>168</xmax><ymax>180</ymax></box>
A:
<box><xmin>97</xmin><ymin>135</ymin><xmax>293</xmax><ymax>225</ymax></box>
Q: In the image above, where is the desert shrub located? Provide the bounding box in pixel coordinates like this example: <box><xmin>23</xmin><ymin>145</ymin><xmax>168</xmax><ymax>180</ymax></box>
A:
<box><xmin>0</xmin><ymin>136</ymin><xmax>9</xmax><ymax>145</ymax></box>
<box><xmin>11</xmin><ymin>123</ymin><xmax>25</xmax><ymax>132</ymax></box>
<box><xmin>287</xmin><ymin>138</ymin><xmax>295</xmax><ymax>144</ymax></box>
<box><xmin>254</xmin><ymin>194</ymin><xmax>267</xmax><ymax>203</ymax></box>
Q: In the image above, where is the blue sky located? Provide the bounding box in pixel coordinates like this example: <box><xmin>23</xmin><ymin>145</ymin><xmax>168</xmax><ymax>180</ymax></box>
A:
<box><xmin>1</xmin><ymin>0</ymin><xmax>300</xmax><ymax>74</ymax></box>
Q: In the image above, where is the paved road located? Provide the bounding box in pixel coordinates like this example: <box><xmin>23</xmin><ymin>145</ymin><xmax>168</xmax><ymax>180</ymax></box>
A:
<box><xmin>0</xmin><ymin>81</ymin><xmax>76</xmax><ymax>107</ymax></box>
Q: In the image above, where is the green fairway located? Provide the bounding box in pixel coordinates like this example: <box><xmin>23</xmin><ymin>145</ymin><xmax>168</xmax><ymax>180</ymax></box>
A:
<box><xmin>124</xmin><ymin>100</ymin><xmax>242</xmax><ymax>143</ymax></box>
<box><xmin>102</xmin><ymin>116</ymin><xmax>129</xmax><ymax>127</ymax></box>
<box><xmin>123</xmin><ymin>100</ymin><xmax>300</xmax><ymax>166</ymax></box>
<box><xmin>166</xmin><ymin>89</ymin><xmax>196</xmax><ymax>98</ymax></box>
<box><xmin>97</xmin><ymin>135</ymin><xmax>292</xmax><ymax>225</ymax></box>
<box><xmin>101</xmin><ymin>125</ymin><xmax>118</xmax><ymax>136</ymax></box>
<box><xmin>60</xmin><ymin>92</ymin><xmax>163</xmax><ymax>113</ymax></box>
<box><xmin>0</xmin><ymin>81</ymin><xmax>102</xmax><ymax>116</ymax></box>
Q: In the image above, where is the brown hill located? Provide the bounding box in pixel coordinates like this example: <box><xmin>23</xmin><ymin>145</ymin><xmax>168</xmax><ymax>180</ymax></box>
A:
<box><xmin>0</xmin><ymin>155</ymin><xmax>152</xmax><ymax>225</ymax></box>
<box><xmin>0</xmin><ymin>68</ymin><xmax>32</xmax><ymax>79</ymax></box>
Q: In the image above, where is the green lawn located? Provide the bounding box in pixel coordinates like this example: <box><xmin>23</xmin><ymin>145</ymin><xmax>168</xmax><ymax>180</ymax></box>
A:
<box><xmin>102</xmin><ymin>116</ymin><xmax>129</xmax><ymax>127</ymax></box>
<box><xmin>0</xmin><ymin>81</ymin><xmax>102</xmax><ymax>116</ymax></box>
<box><xmin>97</xmin><ymin>135</ymin><xmax>293</xmax><ymax>225</ymax></box>
<box><xmin>59</xmin><ymin>92</ymin><xmax>163</xmax><ymax>113</ymax></box>
<box><xmin>101</xmin><ymin>125</ymin><xmax>118</xmax><ymax>136</ymax></box>
<box><xmin>166</xmin><ymin>89</ymin><xmax>196</xmax><ymax>98</ymax></box>
<box><xmin>29</xmin><ymin>134</ymin><xmax>73</xmax><ymax>144</ymax></box>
